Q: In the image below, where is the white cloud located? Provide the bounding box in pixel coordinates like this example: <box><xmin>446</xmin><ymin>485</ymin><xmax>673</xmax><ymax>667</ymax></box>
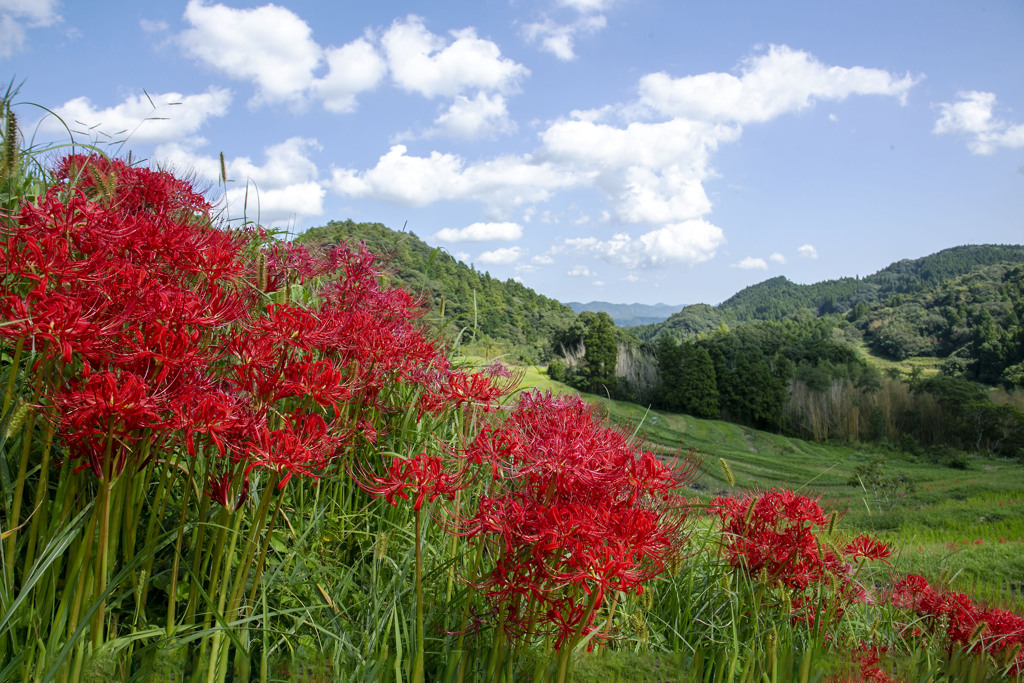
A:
<box><xmin>557</xmin><ymin>0</ymin><xmax>616</xmax><ymax>11</ymax></box>
<box><xmin>179</xmin><ymin>0</ymin><xmax>321</xmax><ymax>107</ymax></box>
<box><xmin>592</xmin><ymin>280</ymin><xmax>604</xmax><ymax>286</ymax></box>
<box><xmin>0</xmin><ymin>0</ymin><xmax>60</xmax><ymax>57</ymax></box>
<box><xmin>568</xmin><ymin>265</ymin><xmax>596</xmax><ymax>277</ymax></box>
<box><xmin>933</xmin><ymin>91</ymin><xmax>1024</xmax><ymax>155</ymax></box>
<box><xmin>539</xmin><ymin>117</ymin><xmax>739</xmax><ymax>224</ymax></box>
<box><xmin>453</xmin><ymin>251</ymin><xmax>470</xmax><ymax>263</ymax></box>
<box><xmin>155</xmin><ymin>136</ymin><xmax>325</xmax><ymax>225</ymax></box>
<box><xmin>623</xmin><ymin>272</ymin><xmax>639</xmax><ymax>282</ymax></box>
<box><xmin>522</xmin><ymin>14</ymin><xmax>606</xmax><ymax>61</ymax></box>
<box><xmin>769</xmin><ymin>252</ymin><xmax>787</xmax><ymax>264</ymax></box>
<box><xmin>533</xmin><ymin>254</ymin><xmax>555</xmax><ymax>265</ymax></box>
<box><xmin>39</xmin><ymin>88</ymin><xmax>232</xmax><ymax>145</ymax></box>
<box><xmin>433</xmin><ymin>221</ymin><xmax>523</xmax><ymax>242</ymax></box>
<box><xmin>566</xmin><ymin>219</ymin><xmax>724</xmax><ymax>269</ymax></box>
<box><xmin>477</xmin><ymin>246</ymin><xmax>523</xmax><ymax>265</ymax></box>
<box><xmin>328</xmin><ymin>144</ymin><xmax>587</xmax><ymax>210</ymax></box>
<box><xmin>427</xmin><ymin>92</ymin><xmax>516</xmax><ymax>139</ymax></box>
<box><xmin>638</xmin><ymin>45</ymin><xmax>918</xmax><ymax>124</ymax></box>
<box><xmin>732</xmin><ymin>257</ymin><xmax>768</xmax><ymax>270</ymax></box>
<box><xmin>797</xmin><ymin>244</ymin><xmax>819</xmax><ymax>259</ymax></box>
<box><xmin>382</xmin><ymin>15</ymin><xmax>528</xmax><ymax>98</ymax></box>
<box><xmin>313</xmin><ymin>37</ymin><xmax>387</xmax><ymax>113</ymax></box>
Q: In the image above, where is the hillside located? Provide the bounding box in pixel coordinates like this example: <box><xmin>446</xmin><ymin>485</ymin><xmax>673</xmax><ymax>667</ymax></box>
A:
<box><xmin>566</xmin><ymin>301</ymin><xmax>684</xmax><ymax>327</ymax></box>
<box><xmin>294</xmin><ymin>219</ymin><xmax>577</xmax><ymax>362</ymax></box>
<box><xmin>718</xmin><ymin>244</ymin><xmax>1024</xmax><ymax>321</ymax></box>
<box><xmin>636</xmin><ymin>244</ymin><xmax>1024</xmax><ymax>345</ymax></box>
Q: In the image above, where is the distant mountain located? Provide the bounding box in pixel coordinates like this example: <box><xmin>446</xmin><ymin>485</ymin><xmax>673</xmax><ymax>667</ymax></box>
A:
<box><xmin>566</xmin><ymin>301</ymin><xmax>684</xmax><ymax>327</ymax></box>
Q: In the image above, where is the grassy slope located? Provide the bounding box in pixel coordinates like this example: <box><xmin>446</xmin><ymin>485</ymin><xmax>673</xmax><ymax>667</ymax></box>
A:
<box><xmin>515</xmin><ymin>365</ymin><xmax>1024</xmax><ymax>609</ymax></box>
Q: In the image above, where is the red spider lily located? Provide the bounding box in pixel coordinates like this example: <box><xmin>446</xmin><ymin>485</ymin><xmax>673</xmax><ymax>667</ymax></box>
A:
<box><xmin>244</xmin><ymin>412</ymin><xmax>344</xmax><ymax>488</ymax></box>
<box><xmin>844</xmin><ymin>534</ymin><xmax>892</xmax><ymax>563</ymax></box>
<box><xmin>890</xmin><ymin>573</ymin><xmax>1024</xmax><ymax>672</ymax></box>
<box><xmin>708</xmin><ymin>490</ymin><xmax>830</xmax><ymax>590</ymax></box>
<box><xmin>356</xmin><ymin>452</ymin><xmax>466</xmax><ymax>511</ymax></box>
<box><xmin>277</xmin><ymin>359</ymin><xmax>352</xmax><ymax>408</ymax></box>
<box><xmin>205</xmin><ymin>468</ymin><xmax>250</xmax><ymax>510</ymax></box>
<box><xmin>460</xmin><ymin>391</ymin><xmax>693</xmax><ymax>649</ymax></box>
<box><xmin>847</xmin><ymin>642</ymin><xmax>897</xmax><ymax>683</ymax></box>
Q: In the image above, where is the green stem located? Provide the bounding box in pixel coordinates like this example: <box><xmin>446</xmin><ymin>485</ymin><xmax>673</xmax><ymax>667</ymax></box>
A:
<box><xmin>455</xmin><ymin>539</ymin><xmax>486</xmax><ymax>683</ymax></box>
<box><xmin>206</xmin><ymin>507</ymin><xmax>243</xmax><ymax>683</ymax></box>
<box><xmin>245</xmin><ymin>489</ymin><xmax>284</xmax><ymax>610</ymax></box>
<box><xmin>413</xmin><ymin>506</ymin><xmax>425</xmax><ymax>683</ymax></box>
<box><xmin>91</xmin><ymin>423</ymin><xmax>117</xmax><ymax>649</ymax></box>
<box><xmin>22</xmin><ymin>414</ymin><xmax>56</xmax><ymax>581</ymax></box>
<box><xmin>0</xmin><ymin>335</ymin><xmax>24</xmax><ymax>419</ymax></box>
<box><xmin>167</xmin><ymin>449</ymin><xmax>201</xmax><ymax>635</ymax></box>
<box><xmin>555</xmin><ymin>588</ymin><xmax>602</xmax><ymax>683</ymax></box>
<box><xmin>4</xmin><ymin>404</ymin><xmax>36</xmax><ymax>587</ymax></box>
<box><xmin>225</xmin><ymin>474</ymin><xmax>277</xmax><ymax>625</ymax></box>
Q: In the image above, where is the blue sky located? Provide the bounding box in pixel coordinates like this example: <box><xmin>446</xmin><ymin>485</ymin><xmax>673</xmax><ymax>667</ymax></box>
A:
<box><xmin>4</xmin><ymin>0</ymin><xmax>1023</xmax><ymax>306</ymax></box>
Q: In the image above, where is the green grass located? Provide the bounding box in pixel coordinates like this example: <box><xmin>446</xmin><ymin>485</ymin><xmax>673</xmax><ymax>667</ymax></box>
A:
<box><xmin>524</xmin><ymin>364</ymin><xmax>1024</xmax><ymax>611</ymax></box>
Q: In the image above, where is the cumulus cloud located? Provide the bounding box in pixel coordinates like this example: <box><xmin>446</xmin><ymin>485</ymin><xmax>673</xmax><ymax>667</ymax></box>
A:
<box><xmin>797</xmin><ymin>244</ymin><xmax>818</xmax><ymax>259</ymax></box>
<box><xmin>477</xmin><ymin>246</ymin><xmax>523</xmax><ymax>265</ymax></box>
<box><xmin>382</xmin><ymin>15</ymin><xmax>528</xmax><ymax>98</ymax></box>
<box><xmin>427</xmin><ymin>92</ymin><xmax>516</xmax><ymax>139</ymax></box>
<box><xmin>313</xmin><ymin>37</ymin><xmax>387</xmax><ymax>113</ymax></box>
<box><xmin>39</xmin><ymin>88</ymin><xmax>232</xmax><ymax>145</ymax></box>
<box><xmin>328</xmin><ymin>144</ymin><xmax>587</xmax><ymax>210</ymax></box>
<box><xmin>567</xmin><ymin>265</ymin><xmax>596</xmax><ymax>276</ymax></box>
<box><xmin>769</xmin><ymin>252</ymin><xmax>787</xmax><ymax>264</ymax></box>
<box><xmin>539</xmin><ymin>116</ymin><xmax>739</xmax><ymax>225</ymax></box>
<box><xmin>732</xmin><ymin>257</ymin><xmax>768</xmax><ymax>270</ymax></box>
<box><xmin>0</xmin><ymin>0</ymin><xmax>60</xmax><ymax>57</ymax></box>
<box><xmin>178</xmin><ymin>1</ymin><xmax>385</xmax><ymax>112</ymax></box>
<box><xmin>565</xmin><ymin>219</ymin><xmax>724</xmax><ymax>269</ymax></box>
<box><xmin>179</xmin><ymin>0</ymin><xmax>321</xmax><ymax>106</ymax></box>
<box><xmin>522</xmin><ymin>14</ymin><xmax>606</xmax><ymax>61</ymax></box>
<box><xmin>637</xmin><ymin>45</ymin><xmax>918</xmax><ymax>124</ymax></box>
<box><xmin>934</xmin><ymin>91</ymin><xmax>1024</xmax><ymax>155</ymax></box>
<box><xmin>433</xmin><ymin>221</ymin><xmax>523</xmax><ymax>242</ymax></box>
<box><xmin>155</xmin><ymin>136</ymin><xmax>325</xmax><ymax>225</ymax></box>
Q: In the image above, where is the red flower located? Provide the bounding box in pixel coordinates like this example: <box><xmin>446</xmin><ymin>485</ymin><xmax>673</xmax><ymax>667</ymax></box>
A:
<box><xmin>356</xmin><ymin>452</ymin><xmax>465</xmax><ymax>511</ymax></box>
<box><xmin>460</xmin><ymin>391</ymin><xmax>694</xmax><ymax>648</ymax></box>
<box><xmin>844</xmin><ymin>534</ymin><xmax>892</xmax><ymax>563</ymax></box>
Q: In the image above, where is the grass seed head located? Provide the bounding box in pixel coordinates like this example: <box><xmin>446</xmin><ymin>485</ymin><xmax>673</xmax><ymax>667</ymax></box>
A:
<box><xmin>719</xmin><ymin>457</ymin><xmax>735</xmax><ymax>487</ymax></box>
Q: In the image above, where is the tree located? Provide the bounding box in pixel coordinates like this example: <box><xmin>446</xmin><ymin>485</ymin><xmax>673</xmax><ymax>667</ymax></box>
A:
<box><xmin>677</xmin><ymin>343</ymin><xmax>719</xmax><ymax>418</ymax></box>
<box><xmin>581</xmin><ymin>311</ymin><xmax>618</xmax><ymax>395</ymax></box>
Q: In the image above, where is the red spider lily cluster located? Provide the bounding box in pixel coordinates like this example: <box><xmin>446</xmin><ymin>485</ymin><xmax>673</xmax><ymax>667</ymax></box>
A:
<box><xmin>708</xmin><ymin>490</ymin><xmax>891</xmax><ymax>626</ymax></box>
<box><xmin>891</xmin><ymin>574</ymin><xmax>1024</xmax><ymax>674</ymax></box>
<box><xmin>461</xmin><ymin>391</ymin><xmax>698</xmax><ymax>650</ymax></box>
<box><xmin>0</xmin><ymin>154</ymin><xmax>505</xmax><ymax>497</ymax></box>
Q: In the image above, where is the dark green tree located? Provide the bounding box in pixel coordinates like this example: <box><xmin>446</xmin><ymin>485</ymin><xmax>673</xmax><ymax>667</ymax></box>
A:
<box><xmin>676</xmin><ymin>343</ymin><xmax>719</xmax><ymax>418</ymax></box>
<box><xmin>581</xmin><ymin>311</ymin><xmax>618</xmax><ymax>395</ymax></box>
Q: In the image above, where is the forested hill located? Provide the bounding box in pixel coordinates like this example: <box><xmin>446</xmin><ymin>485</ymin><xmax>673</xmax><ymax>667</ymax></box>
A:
<box><xmin>719</xmin><ymin>244</ymin><xmax>1024</xmax><ymax>321</ymax></box>
<box><xmin>635</xmin><ymin>244</ymin><xmax>1024</xmax><ymax>342</ymax></box>
<box><xmin>295</xmin><ymin>220</ymin><xmax>576</xmax><ymax>361</ymax></box>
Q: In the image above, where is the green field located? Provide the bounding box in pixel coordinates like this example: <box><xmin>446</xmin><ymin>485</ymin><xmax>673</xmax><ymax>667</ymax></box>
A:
<box><xmin>516</xmin><ymin>363</ymin><xmax>1024</xmax><ymax>611</ymax></box>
